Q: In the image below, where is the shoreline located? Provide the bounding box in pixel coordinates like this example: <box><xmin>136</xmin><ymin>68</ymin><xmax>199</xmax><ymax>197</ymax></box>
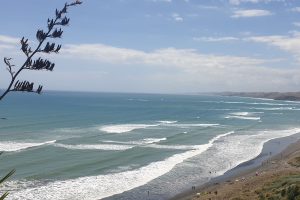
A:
<box><xmin>172</xmin><ymin>132</ymin><xmax>300</xmax><ymax>200</ymax></box>
<box><xmin>218</xmin><ymin>92</ymin><xmax>300</xmax><ymax>102</ymax></box>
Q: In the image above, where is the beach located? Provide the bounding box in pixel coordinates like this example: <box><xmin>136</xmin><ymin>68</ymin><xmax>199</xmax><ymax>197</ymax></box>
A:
<box><xmin>173</xmin><ymin>134</ymin><xmax>300</xmax><ymax>200</ymax></box>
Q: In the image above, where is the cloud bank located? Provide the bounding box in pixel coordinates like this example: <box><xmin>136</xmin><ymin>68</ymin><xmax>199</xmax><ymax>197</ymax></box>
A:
<box><xmin>60</xmin><ymin>42</ymin><xmax>300</xmax><ymax>92</ymax></box>
<box><xmin>1</xmin><ymin>34</ymin><xmax>300</xmax><ymax>93</ymax></box>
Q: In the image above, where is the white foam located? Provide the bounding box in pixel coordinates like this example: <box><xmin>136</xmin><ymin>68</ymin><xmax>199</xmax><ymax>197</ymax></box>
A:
<box><xmin>248</xmin><ymin>102</ymin><xmax>289</xmax><ymax>106</ymax></box>
<box><xmin>0</xmin><ymin>140</ymin><xmax>56</xmax><ymax>152</ymax></box>
<box><xmin>166</xmin><ymin>123</ymin><xmax>219</xmax><ymax>128</ymax></box>
<box><xmin>158</xmin><ymin>121</ymin><xmax>219</xmax><ymax>128</ymax></box>
<box><xmin>54</xmin><ymin>138</ymin><xmax>166</xmax><ymax>151</ymax></box>
<box><xmin>100</xmin><ymin>124</ymin><xmax>158</xmax><ymax>133</ymax></box>
<box><xmin>209</xmin><ymin>108</ymin><xmax>238</xmax><ymax>111</ymax></box>
<box><xmin>102</xmin><ymin>137</ymin><xmax>167</xmax><ymax>145</ymax></box>
<box><xmin>225</xmin><ymin>115</ymin><xmax>261</xmax><ymax>120</ymax></box>
<box><xmin>285</xmin><ymin>100</ymin><xmax>300</xmax><ymax>104</ymax></box>
<box><xmin>200</xmin><ymin>99</ymin><xmax>293</xmax><ymax>106</ymax></box>
<box><xmin>223</xmin><ymin>101</ymin><xmax>291</xmax><ymax>106</ymax></box>
<box><xmin>55</xmin><ymin>138</ymin><xmax>207</xmax><ymax>151</ymax></box>
<box><xmin>251</xmin><ymin>107</ymin><xmax>295</xmax><ymax>111</ymax></box>
<box><xmin>231</xmin><ymin>112</ymin><xmax>264</xmax><ymax>116</ymax></box>
<box><xmin>102</xmin><ymin>140</ymin><xmax>136</xmax><ymax>145</ymax></box>
<box><xmin>223</xmin><ymin>101</ymin><xmax>247</xmax><ymax>104</ymax></box>
<box><xmin>147</xmin><ymin>131</ymin><xmax>233</xmax><ymax>150</ymax></box>
<box><xmin>8</xmin><ymin>132</ymin><xmax>234</xmax><ymax>200</ymax></box>
<box><xmin>142</xmin><ymin>138</ymin><xmax>167</xmax><ymax>144</ymax></box>
<box><xmin>54</xmin><ymin>143</ymin><xmax>133</xmax><ymax>151</ymax></box>
<box><xmin>230</xmin><ymin>112</ymin><xmax>249</xmax><ymax>116</ymax></box>
<box><xmin>207</xmin><ymin>128</ymin><xmax>300</xmax><ymax>176</ymax></box>
<box><xmin>147</xmin><ymin>144</ymin><xmax>199</xmax><ymax>150</ymax></box>
<box><xmin>158</xmin><ymin>121</ymin><xmax>178</xmax><ymax>124</ymax></box>
<box><xmin>248</xmin><ymin>97</ymin><xmax>274</xmax><ymax>101</ymax></box>
<box><xmin>100</xmin><ymin>123</ymin><xmax>218</xmax><ymax>134</ymax></box>
<box><xmin>213</xmin><ymin>131</ymin><xmax>235</xmax><ymax>140</ymax></box>
<box><xmin>225</xmin><ymin>111</ymin><xmax>261</xmax><ymax>120</ymax></box>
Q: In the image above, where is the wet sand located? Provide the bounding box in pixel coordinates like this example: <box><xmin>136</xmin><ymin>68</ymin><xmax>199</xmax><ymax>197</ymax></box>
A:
<box><xmin>172</xmin><ymin>134</ymin><xmax>300</xmax><ymax>200</ymax></box>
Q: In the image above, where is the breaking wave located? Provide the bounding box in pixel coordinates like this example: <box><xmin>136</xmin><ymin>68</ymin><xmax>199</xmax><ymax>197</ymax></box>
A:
<box><xmin>225</xmin><ymin>112</ymin><xmax>261</xmax><ymax>121</ymax></box>
<box><xmin>0</xmin><ymin>140</ymin><xmax>56</xmax><ymax>152</ymax></box>
<box><xmin>7</xmin><ymin>132</ymin><xmax>234</xmax><ymax>200</ymax></box>
<box><xmin>100</xmin><ymin>124</ymin><xmax>159</xmax><ymax>133</ymax></box>
<box><xmin>54</xmin><ymin>143</ymin><xmax>134</xmax><ymax>151</ymax></box>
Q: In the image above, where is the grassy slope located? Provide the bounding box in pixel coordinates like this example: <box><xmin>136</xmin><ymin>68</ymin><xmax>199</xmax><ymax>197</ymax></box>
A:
<box><xmin>178</xmin><ymin>145</ymin><xmax>300</xmax><ymax>200</ymax></box>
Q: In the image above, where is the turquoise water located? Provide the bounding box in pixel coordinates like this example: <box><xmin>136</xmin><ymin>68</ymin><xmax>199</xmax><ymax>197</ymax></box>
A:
<box><xmin>1</xmin><ymin>92</ymin><xmax>300</xmax><ymax>199</ymax></box>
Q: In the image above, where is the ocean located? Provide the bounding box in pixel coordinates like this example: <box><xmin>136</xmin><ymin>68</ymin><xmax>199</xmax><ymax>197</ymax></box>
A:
<box><xmin>1</xmin><ymin>91</ymin><xmax>300</xmax><ymax>200</ymax></box>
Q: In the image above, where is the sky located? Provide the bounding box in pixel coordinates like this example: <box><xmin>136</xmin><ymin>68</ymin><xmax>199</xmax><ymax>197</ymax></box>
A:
<box><xmin>1</xmin><ymin>0</ymin><xmax>300</xmax><ymax>94</ymax></box>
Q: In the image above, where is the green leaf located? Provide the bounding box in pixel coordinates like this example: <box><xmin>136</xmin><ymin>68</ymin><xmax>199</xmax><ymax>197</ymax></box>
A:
<box><xmin>0</xmin><ymin>192</ymin><xmax>8</xmax><ymax>200</ymax></box>
<box><xmin>0</xmin><ymin>168</ymin><xmax>15</xmax><ymax>200</ymax></box>
<box><xmin>0</xmin><ymin>169</ymin><xmax>15</xmax><ymax>185</ymax></box>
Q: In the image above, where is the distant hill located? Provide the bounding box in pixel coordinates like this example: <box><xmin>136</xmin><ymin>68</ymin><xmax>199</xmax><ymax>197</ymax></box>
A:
<box><xmin>219</xmin><ymin>92</ymin><xmax>300</xmax><ymax>101</ymax></box>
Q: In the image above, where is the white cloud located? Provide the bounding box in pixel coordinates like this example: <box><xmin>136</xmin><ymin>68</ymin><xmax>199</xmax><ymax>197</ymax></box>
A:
<box><xmin>151</xmin><ymin>0</ymin><xmax>172</xmax><ymax>2</ymax></box>
<box><xmin>197</xmin><ymin>5</ymin><xmax>220</xmax><ymax>10</ymax></box>
<box><xmin>230</xmin><ymin>0</ymin><xmax>256</xmax><ymax>5</ymax></box>
<box><xmin>193</xmin><ymin>36</ymin><xmax>239</xmax><ymax>42</ymax></box>
<box><xmin>0</xmin><ymin>44</ymin><xmax>16</xmax><ymax>50</ymax></box>
<box><xmin>291</xmin><ymin>7</ymin><xmax>300</xmax><ymax>12</ymax></box>
<box><xmin>239</xmin><ymin>31</ymin><xmax>253</xmax><ymax>36</ymax></box>
<box><xmin>151</xmin><ymin>0</ymin><xmax>189</xmax><ymax>2</ymax></box>
<box><xmin>171</xmin><ymin>13</ymin><xmax>183</xmax><ymax>22</ymax></box>
<box><xmin>0</xmin><ymin>35</ymin><xmax>20</xmax><ymax>55</ymax></box>
<box><xmin>232</xmin><ymin>9</ymin><xmax>273</xmax><ymax>18</ymax></box>
<box><xmin>229</xmin><ymin>0</ymin><xmax>280</xmax><ymax>5</ymax></box>
<box><xmin>62</xmin><ymin>43</ymin><xmax>267</xmax><ymax>70</ymax></box>
<box><xmin>0</xmin><ymin>35</ymin><xmax>19</xmax><ymax>44</ymax></box>
<box><xmin>293</xmin><ymin>22</ymin><xmax>300</xmax><ymax>27</ymax></box>
<box><xmin>248</xmin><ymin>33</ymin><xmax>300</xmax><ymax>61</ymax></box>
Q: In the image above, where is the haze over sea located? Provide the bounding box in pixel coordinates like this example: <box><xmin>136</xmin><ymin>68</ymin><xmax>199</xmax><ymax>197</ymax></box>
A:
<box><xmin>1</xmin><ymin>91</ymin><xmax>300</xmax><ymax>200</ymax></box>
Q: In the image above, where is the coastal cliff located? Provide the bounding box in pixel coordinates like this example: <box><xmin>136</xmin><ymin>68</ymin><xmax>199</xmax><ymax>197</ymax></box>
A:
<box><xmin>219</xmin><ymin>92</ymin><xmax>300</xmax><ymax>101</ymax></box>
